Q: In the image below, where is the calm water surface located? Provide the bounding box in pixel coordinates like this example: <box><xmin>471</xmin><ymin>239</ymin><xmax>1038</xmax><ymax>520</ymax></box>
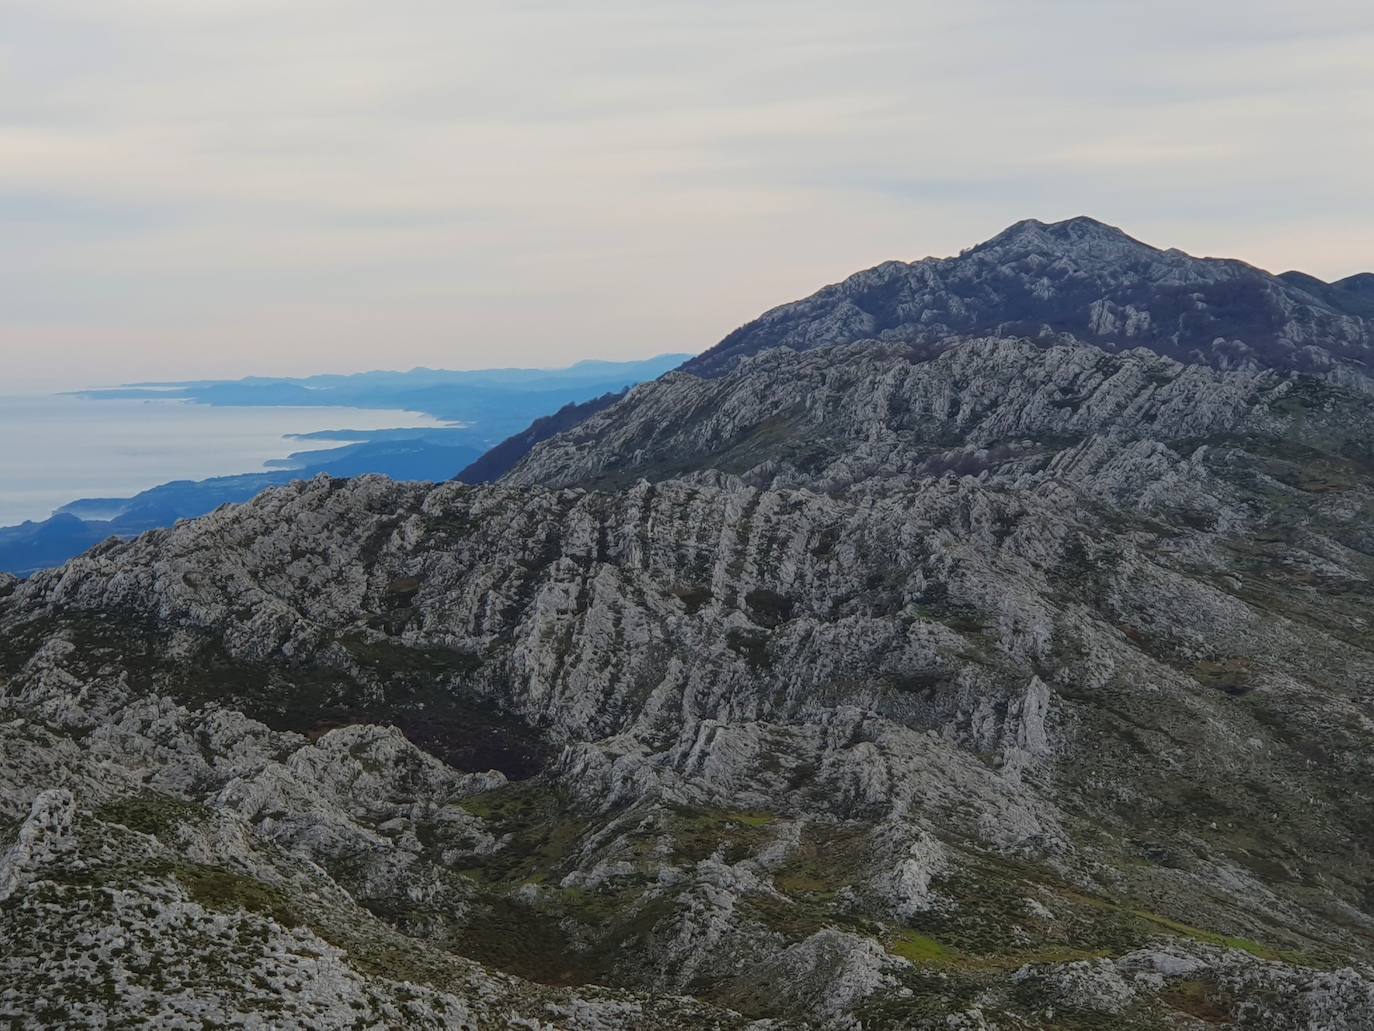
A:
<box><xmin>0</xmin><ymin>394</ymin><xmax>445</xmax><ymax>525</ymax></box>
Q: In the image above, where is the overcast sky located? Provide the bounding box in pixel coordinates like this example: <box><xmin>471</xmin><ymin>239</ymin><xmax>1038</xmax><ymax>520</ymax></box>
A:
<box><xmin>3</xmin><ymin>0</ymin><xmax>1373</xmax><ymax>390</ymax></box>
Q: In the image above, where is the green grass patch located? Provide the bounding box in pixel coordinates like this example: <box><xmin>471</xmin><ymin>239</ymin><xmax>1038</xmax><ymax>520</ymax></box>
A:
<box><xmin>898</xmin><ymin>847</ymin><xmax>1311</xmax><ymax>971</ymax></box>
<box><xmin>775</xmin><ymin>872</ymin><xmax>830</xmax><ymax>895</ymax></box>
<box><xmin>1130</xmin><ymin>910</ymin><xmax>1286</xmax><ymax>960</ymax></box>
<box><xmin>668</xmin><ymin>806</ymin><xmax>777</xmax><ymax>864</ymax></box>
<box><xmin>887</xmin><ymin>930</ymin><xmax>1111</xmax><ymax>973</ymax></box>
<box><xmin>455</xmin><ymin>779</ymin><xmax>548</xmax><ymax>824</ymax></box>
<box><xmin>730</xmin><ymin>811</ymin><xmax>775</xmax><ymax>828</ymax></box>
<box><xmin>770</xmin><ymin>821</ymin><xmax>866</xmax><ymax>901</ymax></box>
<box><xmin>890</xmin><ymin>930</ymin><xmax>948</xmax><ymax>964</ymax></box>
<box><xmin>97</xmin><ymin>795</ymin><xmax>210</xmax><ymax>839</ymax></box>
<box><xmin>454</xmin><ymin>779</ymin><xmax>590</xmax><ymax>884</ymax></box>
<box><xmin>175</xmin><ymin>865</ymin><xmax>302</xmax><ymax>928</ymax></box>
<box><xmin>741</xmin><ymin>893</ymin><xmax>829</xmax><ymax>941</ymax></box>
<box><xmin>338</xmin><ymin>632</ymin><xmax>481</xmax><ymax>678</ymax></box>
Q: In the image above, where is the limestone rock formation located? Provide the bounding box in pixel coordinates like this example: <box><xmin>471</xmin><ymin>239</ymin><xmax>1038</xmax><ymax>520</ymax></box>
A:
<box><xmin>4</xmin><ymin>219</ymin><xmax>1374</xmax><ymax>1028</ymax></box>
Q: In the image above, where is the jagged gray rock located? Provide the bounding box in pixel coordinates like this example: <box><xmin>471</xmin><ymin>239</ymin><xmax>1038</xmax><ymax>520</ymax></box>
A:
<box><xmin>3</xmin><ymin>219</ymin><xmax>1374</xmax><ymax>1028</ymax></box>
<box><xmin>506</xmin><ymin>336</ymin><xmax>1371</xmax><ymax>492</ymax></box>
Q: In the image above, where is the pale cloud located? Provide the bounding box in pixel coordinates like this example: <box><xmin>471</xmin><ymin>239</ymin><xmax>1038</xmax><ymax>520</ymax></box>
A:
<box><xmin>1</xmin><ymin>0</ymin><xmax>1371</xmax><ymax>389</ymax></box>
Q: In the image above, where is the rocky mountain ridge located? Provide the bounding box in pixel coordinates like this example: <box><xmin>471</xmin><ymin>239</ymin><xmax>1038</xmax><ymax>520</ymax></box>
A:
<box><xmin>684</xmin><ymin>217</ymin><xmax>1374</xmax><ymax>384</ymax></box>
<box><xmin>465</xmin><ymin>217</ymin><xmax>1374</xmax><ymax>484</ymax></box>
<box><xmin>504</xmin><ymin>335</ymin><xmax>1373</xmax><ymax>492</ymax></box>
<box><xmin>4</xmin><ymin>221</ymin><xmax>1374</xmax><ymax>1028</ymax></box>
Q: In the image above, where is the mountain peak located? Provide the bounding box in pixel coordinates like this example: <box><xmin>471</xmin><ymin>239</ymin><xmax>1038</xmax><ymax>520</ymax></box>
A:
<box><xmin>678</xmin><ymin>217</ymin><xmax>1374</xmax><ymax>379</ymax></box>
<box><xmin>973</xmin><ymin>215</ymin><xmax>1154</xmax><ymax>255</ymax></box>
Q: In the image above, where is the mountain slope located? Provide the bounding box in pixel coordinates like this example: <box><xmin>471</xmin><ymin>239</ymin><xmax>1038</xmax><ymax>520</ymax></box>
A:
<box><xmin>5</xmin><ymin>221</ymin><xmax>1374</xmax><ymax>1028</ymax></box>
<box><xmin>6</xmin><ymin>435</ymin><xmax>1374</xmax><ymax>1025</ymax></box>
<box><xmin>456</xmin><ymin>389</ymin><xmax>629</xmax><ymax>484</ymax></box>
<box><xmin>463</xmin><ymin>217</ymin><xmax>1374</xmax><ymax>483</ymax></box>
<box><xmin>505</xmin><ymin>335</ymin><xmax>1374</xmax><ymax>491</ymax></box>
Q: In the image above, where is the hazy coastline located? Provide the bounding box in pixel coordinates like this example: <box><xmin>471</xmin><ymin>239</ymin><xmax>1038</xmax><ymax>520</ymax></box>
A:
<box><xmin>0</xmin><ymin>393</ymin><xmax>444</xmax><ymax>526</ymax></box>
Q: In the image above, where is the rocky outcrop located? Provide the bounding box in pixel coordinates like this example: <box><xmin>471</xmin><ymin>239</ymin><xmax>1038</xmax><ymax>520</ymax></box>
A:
<box><xmin>0</xmin><ymin>694</ymin><xmax>761</xmax><ymax>1029</ymax></box>
<box><xmin>0</xmin><ymin>789</ymin><xmax>75</xmax><ymax>903</ymax></box>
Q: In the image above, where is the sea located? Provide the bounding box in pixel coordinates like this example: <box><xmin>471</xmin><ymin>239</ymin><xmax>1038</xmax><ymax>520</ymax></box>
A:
<box><xmin>0</xmin><ymin>393</ymin><xmax>446</xmax><ymax>526</ymax></box>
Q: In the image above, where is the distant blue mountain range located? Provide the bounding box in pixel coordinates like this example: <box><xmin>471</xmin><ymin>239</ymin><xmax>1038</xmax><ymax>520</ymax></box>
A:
<box><xmin>0</xmin><ymin>355</ymin><xmax>687</xmax><ymax>576</ymax></box>
<box><xmin>75</xmin><ymin>357</ymin><xmax>688</xmax><ymax>421</ymax></box>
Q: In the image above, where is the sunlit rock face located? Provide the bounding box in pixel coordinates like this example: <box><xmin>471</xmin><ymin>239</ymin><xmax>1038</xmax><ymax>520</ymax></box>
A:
<box><xmin>4</xmin><ymin>219</ymin><xmax>1374</xmax><ymax>1028</ymax></box>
